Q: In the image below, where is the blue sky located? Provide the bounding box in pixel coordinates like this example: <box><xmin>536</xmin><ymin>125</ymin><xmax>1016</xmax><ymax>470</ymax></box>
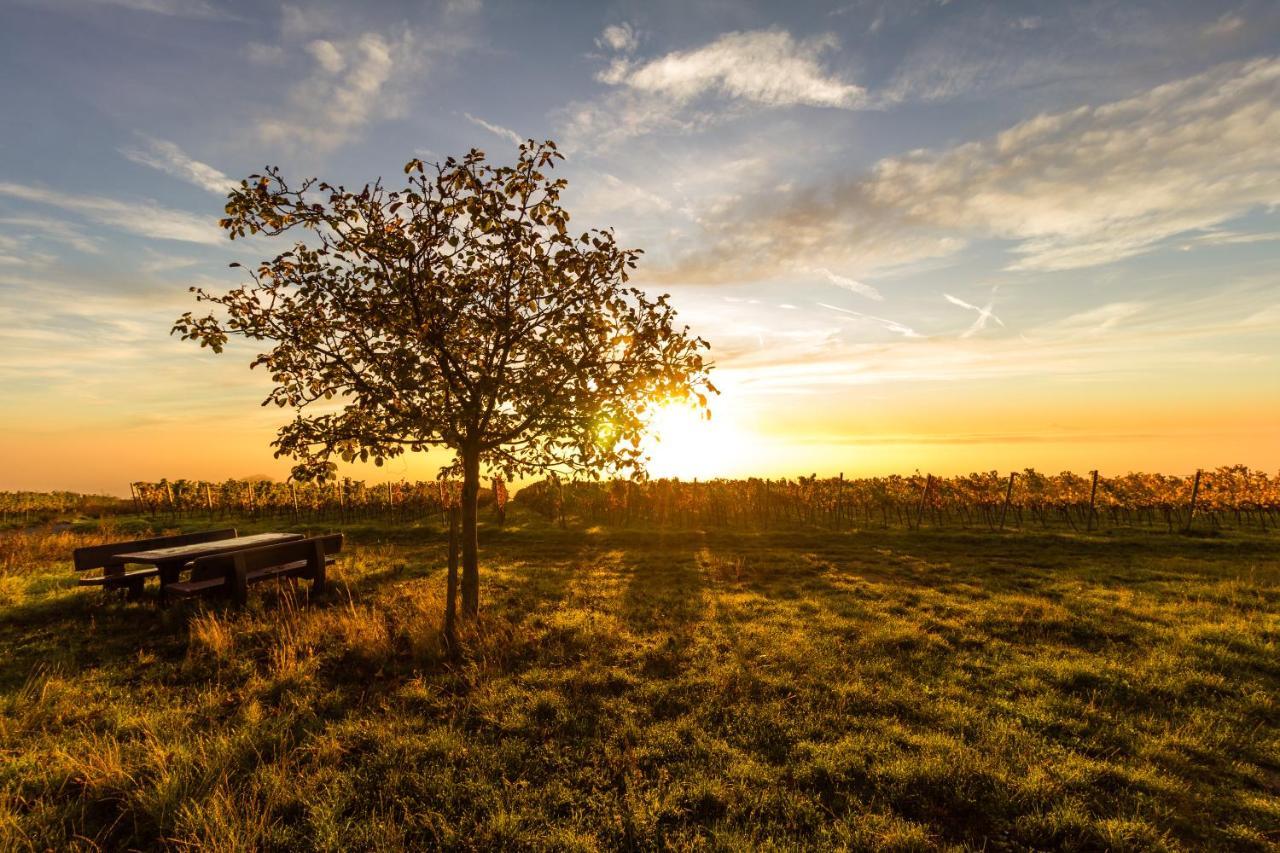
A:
<box><xmin>1</xmin><ymin>0</ymin><xmax>1278</xmax><ymax>492</ymax></box>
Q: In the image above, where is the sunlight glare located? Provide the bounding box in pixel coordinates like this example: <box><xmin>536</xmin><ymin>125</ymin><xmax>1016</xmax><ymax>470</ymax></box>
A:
<box><xmin>644</xmin><ymin>399</ymin><xmax>751</xmax><ymax>479</ymax></box>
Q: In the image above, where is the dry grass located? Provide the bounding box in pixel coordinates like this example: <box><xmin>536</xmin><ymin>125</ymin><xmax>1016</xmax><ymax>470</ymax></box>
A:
<box><xmin>1</xmin><ymin>514</ymin><xmax>1278</xmax><ymax>849</ymax></box>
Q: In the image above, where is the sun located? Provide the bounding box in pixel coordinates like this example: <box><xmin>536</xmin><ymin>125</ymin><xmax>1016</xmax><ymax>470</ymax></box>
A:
<box><xmin>643</xmin><ymin>398</ymin><xmax>751</xmax><ymax>479</ymax></box>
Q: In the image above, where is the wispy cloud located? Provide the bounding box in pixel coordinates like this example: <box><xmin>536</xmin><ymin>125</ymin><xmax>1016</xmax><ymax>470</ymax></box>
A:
<box><xmin>0</xmin><ymin>215</ymin><xmax>100</xmax><ymax>254</ymax></box>
<box><xmin>1179</xmin><ymin>228</ymin><xmax>1280</xmax><ymax>250</ymax></box>
<box><xmin>722</xmin><ymin>284</ymin><xmax>1279</xmax><ymax>397</ymax></box>
<box><xmin>464</xmin><ymin>113</ymin><xmax>523</xmax><ymax>146</ymax></box>
<box><xmin>816</xmin><ymin>301</ymin><xmax>920</xmax><ymax>338</ymax></box>
<box><xmin>47</xmin><ymin>0</ymin><xmax>235</xmax><ymax>19</ymax></box>
<box><xmin>119</xmin><ymin>136</ymin><xmax>236</xmax><ymax>195</ymax></box>
<box><xmin>812</xmin><ymin>267</ymin><xmax>882</xmax><ymax>301</ymax></box>
<box><xmin>258</xmin><ymin>31</ymin><xmax>421</xmax><ymax>155</ymax></box>
<box><xmin>0</xmin><ymin>183</ymin><xmax>220</xmax><ymax>245</ymax></box>
<box><xmin>944</xmin><ymin>291</ymin><xmax>1004</xmax><ymax>338</ymax></box>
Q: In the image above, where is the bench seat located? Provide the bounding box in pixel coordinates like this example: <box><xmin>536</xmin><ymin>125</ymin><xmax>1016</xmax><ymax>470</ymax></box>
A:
<box><xmin>77</xmin><ymin>566</ymin><xmax>160</xmax><ymax>587</ymax></box>
<box><xmin>167</xmin><ymin>555</ymin><xmax>336</xmax><ymax>599</ymax></box>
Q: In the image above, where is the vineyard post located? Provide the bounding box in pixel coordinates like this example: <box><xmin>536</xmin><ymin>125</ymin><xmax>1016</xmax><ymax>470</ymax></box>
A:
<box><xmin>915</xmin><ymin>475</ymin><xmax>933</xmax><ymax>531</ymax></box>
<box><xmin>1087</xmin><ymin>470</ymin><xmax>1099</xmax><ymax>532</ymax></box>
<box><xmin>999</xmin><ymin>472</ymin><xmax>1016</xmax><ymax>530</ymax></box>
<box><xmin>1185</xmin><ymin>469</ymin><xmax>1202</xmax><ymax>532</ymax></box>
<box><xmin>837</xmin><ymin>472</ymin><xmax>845</xmax><ymax>531</ymax></box>
<box><xmin>205</xmin><ymin>482</ymin><xmax>214</xmax><ymax>518</ymax></box>
<box><xmin>246</xmin><ymin>481</ymin><xmax>255</xmax><ymax>516</ymax></box>
<box><xmin>164</xmin><ymin>480</ymin><xmax>175</xmax><ymax>518</ymax></box>
<box><xmin>386</xmin><ymin>481</ymin><xmax>393</xmax><ymax>512</ymax></box>
<box><xmin>290</xmin><ymin>483</ymin><xmax>299</xmax><ymax>520</ymax></box>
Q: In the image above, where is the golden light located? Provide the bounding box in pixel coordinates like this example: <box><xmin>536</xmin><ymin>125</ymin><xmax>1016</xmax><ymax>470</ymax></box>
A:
<box><xmin>643</xmin><ymin>398</ymin><xmax>753</xmax><ymax>479</ymax></box>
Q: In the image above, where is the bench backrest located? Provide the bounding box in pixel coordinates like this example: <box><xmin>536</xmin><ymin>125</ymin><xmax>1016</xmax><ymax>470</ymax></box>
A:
<box><xmin>188</xmin><ymin>534</ymin><xmax>343</xmax><ymax>583</ymax></box>
<box><xmin>73</xmin><ymin>528</ymin><xmax>238</xmax><ymax>571</ymax></box>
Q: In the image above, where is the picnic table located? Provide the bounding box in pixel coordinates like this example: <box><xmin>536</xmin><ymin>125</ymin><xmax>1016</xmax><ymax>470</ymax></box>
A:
<box><xmin>111</xmin><ymin>532</ymin><xmax>304</xmax><ymax>602</ymax></box>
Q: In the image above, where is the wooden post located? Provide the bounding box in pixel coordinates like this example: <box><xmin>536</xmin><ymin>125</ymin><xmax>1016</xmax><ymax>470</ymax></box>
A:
<box><xmin>386</xmin><ymin>480</ymin><xmax>394</xmax><ymax>511</ymax></box>
<box><xmin>999</xmin><ymin>472</ymin><xmax>1016</xmax><ymax>530</ymax></box>
<box><xmin>164</xmin><ymin>480</ymin><xmax>175</xmax><ymax>517</ymax></box>
<box><xmin>1185</xmin><ymin>469</ymin><xmax>1202</xmax><ymax>532</ymax></box>
<box><xmin>915</xmin><ymin>475</ymin><xmax>933</xmax><ymax>531</ymax></box>
<box><xmin>1087</xmin><ymin>470</ymin><xmax>1099</xmax><ymax>532</ymax></box>
<box><xmin>444</xmin><ymin>506</ymin><xmax>460</xmax><ymax>649</ymax></box>
<box><xmin>836</xmin><ymin>472</ymin><xmax>845</xmax><ymax>531</ymax></box>
<box><xmin>205</xmin><ymin>482</ymin><xmax>214</xmax><ymax>517</ymax></box>
<box><xmin>290</xmin><ymin>483</ymin><xmax>299</xmax><ymax>520</ymax></box>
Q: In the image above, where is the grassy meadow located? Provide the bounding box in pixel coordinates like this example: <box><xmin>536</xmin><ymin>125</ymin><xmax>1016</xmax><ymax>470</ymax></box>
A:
<box><xmin>1</xmin><ymin>510</ymin><xmax>1278</xmax><ymax>850</ymax></box>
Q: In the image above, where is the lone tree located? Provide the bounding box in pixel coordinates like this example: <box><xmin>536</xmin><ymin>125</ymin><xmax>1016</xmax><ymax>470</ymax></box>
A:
<box><xmin>174</xmin><ymin>140</ymin><xmax>714</xmax><ymax>615</ymax></box>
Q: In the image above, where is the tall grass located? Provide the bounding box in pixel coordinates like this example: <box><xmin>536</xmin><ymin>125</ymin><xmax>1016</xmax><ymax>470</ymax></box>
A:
<box><xmin>1</xmin><ymin>514</ymin><xmax>1277</xmax><ymax>848</ymax></box>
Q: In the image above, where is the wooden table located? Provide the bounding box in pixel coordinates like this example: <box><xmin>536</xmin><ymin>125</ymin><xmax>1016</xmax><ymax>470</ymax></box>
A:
<box><xmin>111</xmin><ymin>532</ymin><xmax>305</xmax><ymax>603</ymax></box>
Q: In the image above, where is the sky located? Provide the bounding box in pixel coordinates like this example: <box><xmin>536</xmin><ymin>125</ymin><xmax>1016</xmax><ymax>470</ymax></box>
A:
<box><xmin>1</xmin><ymin>0</ymin><xmax>1278</xmax><ymax>494</ymax></box>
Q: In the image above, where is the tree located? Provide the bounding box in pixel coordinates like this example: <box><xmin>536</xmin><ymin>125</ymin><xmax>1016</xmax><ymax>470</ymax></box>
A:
<box><xmin>173</xmin><ymin>140</ymin><xmax>715</xmax><ymax>616</ymax></box>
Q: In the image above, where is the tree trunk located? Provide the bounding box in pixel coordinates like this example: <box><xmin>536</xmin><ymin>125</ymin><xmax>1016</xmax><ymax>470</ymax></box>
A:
<box><xmin>460</xmin><ymin>447</ymin><xmax>481</xmax><ymax>617</ymax></box>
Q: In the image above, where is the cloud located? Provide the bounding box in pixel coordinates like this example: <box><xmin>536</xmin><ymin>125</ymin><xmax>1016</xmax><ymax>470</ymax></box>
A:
<box><xmin>442</xmin><ymin>0</ymin><xmax>481</xmax><ymax>16</ymax></box>
<box><xmin>305</xmin><ymin>39</ymin><xmax>346</xmax><ymax>73</ymax></box>
<box><xmin>464</xmin><ymin>113</ymin><xmax>523</xmax><ymax>146</ymax></box>
<box><xmin>1203</xmin><ymin>12</ymin><xmax>1244</xmax><ymax>37</ymax></box>
<box><xmin>667</xmin><ymin>56</ymin><xmax>1280</xmax><ymax>281</ymax></box>
<box><xmin>601</xmin><ymin>30</ymin><xmax>865</xmax><ymax>109</ymax></box>
<box><xmin>119</xmin><ymin>136</ymin><xmax>237</xmax><ymax>195</ymax></box>
<box><xmin>1179</xmin><ymin>228</ymin><xmax>1280</xmax><ymax>250</ymax></box>
<box><xmin>0</xmin><ymin>215</ymin><xmax>100</xmax><ymax>254</ymax></box>
<box><xmin>245</xmin><ymin>41</ymin><xmax>286</xmax><ymax>64</ymax></box>
<box><xmin>944</xmin><ymin>292</ymin><xmax>1004</xmax><ymax>338</ymax></box>
<box><xmin>817</xmin><ymin>301</ymin><xmax>920</xmax><ymax>338</ymax></box>
<box><xmin>0</xmin><ymin>183</ymin><xmax>220</xmax><ymax>245</ymax></box>
<box><xmin>597</xmin><ymin>23</ymin><xmax>638</xmax><ymax>54</ymax></box>
<box><xmin>717</xmin><ymin>283</ymin><xmax>1279</xmax><ymax>397</ymax></box>
<box><xmin>53</xmin><ymin>0</ymin><xmax>234</xmax><ymax>18</ymax></box>
<box><xmin>812</xmin><ymin>267</ymin><xmax>882</xmax><ymax>301</ymax></box>
<box><xmin>258</xmin><ymin>31</ymin><xmax>420</xmax><ymax>154</ymax></box>
<box><xmin>563</xmin><ymin>28</ymin><xmax>865</xmax><ymax>151</ymax></box>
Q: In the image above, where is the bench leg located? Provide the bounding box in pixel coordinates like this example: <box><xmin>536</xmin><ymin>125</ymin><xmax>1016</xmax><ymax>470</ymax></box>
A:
<box><xmin>127</xmin><ymin>577</ymin><xmax>146</xmax><ymax>602</ymax></box>
<box><xmin>311</xmin><ymin>559</ymin><xmax>326</xmax><ymax>596</ymax></box>
<box><xmin>231</xmin><ymin>556</ymin><xmax>249</xmax><ymax>608</ymax></box>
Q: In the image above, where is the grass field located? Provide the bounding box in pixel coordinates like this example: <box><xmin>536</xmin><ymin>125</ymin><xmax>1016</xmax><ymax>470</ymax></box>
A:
<box><xmin>1</xmin><ymin>510</ymin><xmax>1278</xmax><ymax>850</ymax></box>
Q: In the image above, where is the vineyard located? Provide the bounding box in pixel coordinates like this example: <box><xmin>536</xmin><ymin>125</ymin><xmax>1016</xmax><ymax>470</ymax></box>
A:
<box><xmin>0</xmin><ymin>491</ymin><xmax>130</xmax><ymax>525</ymax></box>
<box><xmin>516</xmin><ymin>466</ymin><xmax>1280</xmax><ymax>532</ymax></box>
<box><xmin>6</xmin><ymin>467</ymin><xmax>1277</xmax><ymax>534</ymax></box>
<box><xmin>124</xmin><ymin>478</ymin><xmax>508</xmax><ymax>523</ymax></box>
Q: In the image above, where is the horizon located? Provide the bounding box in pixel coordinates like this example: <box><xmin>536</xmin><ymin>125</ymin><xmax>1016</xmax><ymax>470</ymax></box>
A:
<box><xmin>2</xmin><ymin>0</ymin><xmax>1279</xmax><ymax>494</ymax></box>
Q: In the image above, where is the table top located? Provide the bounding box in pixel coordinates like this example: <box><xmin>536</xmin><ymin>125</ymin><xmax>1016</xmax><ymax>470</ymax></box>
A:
<box><xmin>112</xmin><ymin>532</ymin><xmax>304</xmax><ymax>564</ymax></box>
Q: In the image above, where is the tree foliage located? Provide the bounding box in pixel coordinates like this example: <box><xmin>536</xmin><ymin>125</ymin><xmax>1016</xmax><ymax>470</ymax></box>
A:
<box><xmin>173</xmin><ymin>140</ymin><xmax>715</xmax><ymax>483</ymax></box>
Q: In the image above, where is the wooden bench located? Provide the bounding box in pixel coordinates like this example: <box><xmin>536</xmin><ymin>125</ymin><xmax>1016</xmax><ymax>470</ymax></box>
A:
<box><xmin>73</xmin><ymin>529</ymin><xmax>237</xmax><ymax>598</ymax></box>
<box><xmin>168</xmin><ymin>534</ymin><xmax>343</xmax><ymax>606</ymax></box>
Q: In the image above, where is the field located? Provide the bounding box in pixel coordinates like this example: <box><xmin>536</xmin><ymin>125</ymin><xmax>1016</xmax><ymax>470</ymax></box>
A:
<box><xmin>2</xmin><ymin>509</ymin><xmax>1279</xmax><ymax>850</ymax></box>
